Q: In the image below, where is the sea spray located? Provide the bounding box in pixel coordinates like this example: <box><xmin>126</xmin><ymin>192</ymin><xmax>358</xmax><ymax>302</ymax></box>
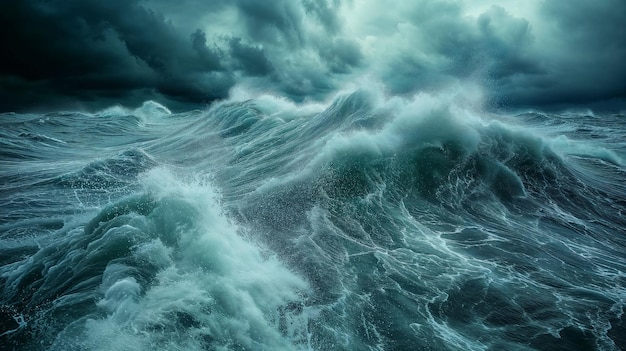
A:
<box><xmin>1</xmin><ymin>89</ymin><xmax>625</xmax><ymax>350</ymax></box>
<box><xmin>2</xmin><ymin>167</ymin><xmax>311</xmax><ymax>350</ymax></box>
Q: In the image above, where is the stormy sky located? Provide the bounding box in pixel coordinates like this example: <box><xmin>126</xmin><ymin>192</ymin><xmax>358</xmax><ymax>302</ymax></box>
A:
<box><xmin>1</xmin><ymin>0</ymin><xmax>624</xmax><ymax>112</ymax></box>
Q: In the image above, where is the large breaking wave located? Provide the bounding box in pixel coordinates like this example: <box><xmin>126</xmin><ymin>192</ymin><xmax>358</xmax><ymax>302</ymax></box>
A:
<box><xmin>1</xmin><ymin>89</ymin><xmax>625</xmax><ymax>350</ymax></box>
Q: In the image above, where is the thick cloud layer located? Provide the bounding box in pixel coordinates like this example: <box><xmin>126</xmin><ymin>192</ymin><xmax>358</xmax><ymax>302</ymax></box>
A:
<box><xmin>0</xmin><ymin>0</ymin><xmax>624</xmax><ymax>112</ymax></box>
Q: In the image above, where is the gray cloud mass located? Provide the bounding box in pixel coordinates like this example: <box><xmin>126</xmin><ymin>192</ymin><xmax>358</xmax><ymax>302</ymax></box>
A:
<box><xmin>0</xmin><ymin>0</ymin><xmax>623</xmax><ymax>112</ymax></box>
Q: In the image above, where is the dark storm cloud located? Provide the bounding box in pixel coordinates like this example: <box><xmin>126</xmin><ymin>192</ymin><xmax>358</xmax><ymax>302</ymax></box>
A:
<box><xmin>228</xmin><ymin>38</ymin><xmax>274</xmax><ymax>77</ymax></box>
<box><xmin>0</xmin><ymin>0</ymin><xmax>362</xmax><ymax>111</ymax></box>
<box><xmin>318</xmin><ymin>38</ymin><xmax>363</xmax><ymax>74</ymax></box>
<box><xmin>521</xmin><ymin>0</ymin><xmax>626</xmax><ymax>109</ymax></box>
<box><xmin>353</xmin><ymin>0</ymin><xmax>625</xmax><ymax>110</ymax></box>
<box><xmin>228</xmin><ymin>0</ymin><xmax>360</xmax><ymax>101</ymax></box>
<box><xmin>372</xmin><ymin>3</ymin><xmax>540</xmax><ymax>100</ymax></box>
<box><xmin>302</xmin><ymin>0</ymin><xmax>343</xmax><ymax>34</ymax></box>
<box><xmin>0</xmin><ymin>0</ymin><xmax>232</xmax><ymax>111</ymax></box>
<box><xmin>384</xmin><ymin>0</ymin><xmax>626</xmax><ymax>107</ymax></box>
<box><xmin>463</xmin><ymin>0</ymin><xmax>625</xmax><ymax>109</ymax></box>
<box><xmin>236</xmin><ymin>0</ymin><xmax>305</xmax><ymax>47</ymax></box>
<box><xmin>0</xmin><ymin>0</ymin><xmax>623</xmax><ymax>112</ymax></box>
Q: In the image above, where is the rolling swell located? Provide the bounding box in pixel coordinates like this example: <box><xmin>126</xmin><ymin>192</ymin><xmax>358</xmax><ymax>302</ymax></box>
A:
<box><xmin>1</xmin><ymin>92</ymin><xmax>625</xmax><ymax>350</ymax></box>
<box><xmin>216</xmin><ymin>91</ymin><xmax>625</xmax><ymax>350</ymax></box>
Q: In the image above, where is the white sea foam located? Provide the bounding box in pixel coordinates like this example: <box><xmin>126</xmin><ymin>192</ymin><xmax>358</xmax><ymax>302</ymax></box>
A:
<box><xmin>46</xmin><ymin>168</ymin><xmax>311</xmax><ymax>350</ymax></box>
<box><xmin>549</xmin><ymin>135</ymin><xmax>623</xmax><ymax>166</ymax></box>
<box><xmin>148</xmin><ymin>168</ymin><xmax>304</xmax><ymax>346</ymax></box>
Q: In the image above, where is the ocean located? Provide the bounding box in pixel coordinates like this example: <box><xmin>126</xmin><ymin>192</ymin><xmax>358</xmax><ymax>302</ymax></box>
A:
<box><xmin>1</xmin><ymin>89</ymin><xmax>625</xmax><ymax>350</ymax></box>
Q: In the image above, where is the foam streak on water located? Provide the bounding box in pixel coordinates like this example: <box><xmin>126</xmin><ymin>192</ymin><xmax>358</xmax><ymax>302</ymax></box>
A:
<box><xmin>1</xmin><ymin>93</ymin><xmax>625</xmax><ymax>350</ymax></box>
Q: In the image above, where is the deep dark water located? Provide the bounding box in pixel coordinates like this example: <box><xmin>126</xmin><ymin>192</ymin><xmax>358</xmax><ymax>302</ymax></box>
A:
<box><xmin>1</xmin><ymin>92</ymin><xmax>625</xmax><ymax>350</ymax></box>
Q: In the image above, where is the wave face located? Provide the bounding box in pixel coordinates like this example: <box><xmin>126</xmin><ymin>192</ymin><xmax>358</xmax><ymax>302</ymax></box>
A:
<box><xmin>1</xmin><ymin>94</ymin><xmax>625</xmax><ymax>350</ymax></box>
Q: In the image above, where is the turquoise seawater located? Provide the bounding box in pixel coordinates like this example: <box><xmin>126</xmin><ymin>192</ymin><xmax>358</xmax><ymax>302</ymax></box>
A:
<box><xmin>1</xmin><ymin>90</ymin><xmax>625</xmax><ymax>350</ymax></box>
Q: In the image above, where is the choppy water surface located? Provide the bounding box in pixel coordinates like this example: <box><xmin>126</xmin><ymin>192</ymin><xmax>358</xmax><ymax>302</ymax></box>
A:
<box><xmin>1</xmin><ymin>91</ymin><xmax>625</xmax><ymax>350</ymax></box>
